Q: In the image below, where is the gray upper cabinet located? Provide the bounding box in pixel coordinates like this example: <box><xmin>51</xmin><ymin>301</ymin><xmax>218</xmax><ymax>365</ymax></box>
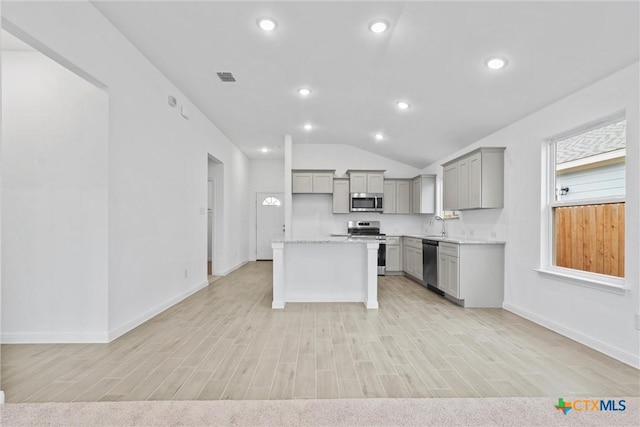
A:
<box><xmin>332</xmin><ymin>179</ymin><xmax>350</xmax><ymax>214</ymax></box>
<box><xmin>411</xmin><ymin>175</ymin><xmax>436</xmax><ymax>214</ymax></box>
<box><xmin>349</xmin><ymin>172</ymin><xmax>368</xmax><ymax>193</ymax></box>
<box><xmin>383</xmin><ymin>179</ymin><xmax>412</xmax><ymax>214</ymax></box>
<box><xmin>367</xmin><ymin>173</ymin><xmax>384</xmax><ymax>193</ymax></box>
<box><xmin>442</xmin><ymin>147</ymin><xmax>505</xmax><ymax>210</ymax></box>
<box><xmin>457</xmin><ymin>157</ymin><xmax>470</xmax><ymax>210</ymax></box>
<box><xmin>383</xmin><ymin>181</ymin><xmax>396</xmax><ymax>213</ymax></box>
<box><xmin>443</xmin><ymin>164</ymin><xmax>458</xmax><ymax>211</ymax></box>
<box><xmin>468</xmin><ymin>152</ymin><xmax>482</xmax><ymax>208</ymax></box>
<box><xmin>396</xmin><ymin>180</ymin><xmax>411</xmax><ymax>213</ymax></box>
<box><xmin>346</xmin><ymin>170</ymin><xmax>385</xmax><ymax>193</ymax></box>
<box><xmin>292</xmin><ymin>170</ymin><xmax>335</xmax><ymax>194</ymax></box>
<box><xmin>292</xmin><ymin>172</ymin><xmax>313</xmax><ymax>193</ymax></box>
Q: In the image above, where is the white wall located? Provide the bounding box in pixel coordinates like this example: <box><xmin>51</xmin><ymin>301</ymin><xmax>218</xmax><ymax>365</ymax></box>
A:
<box><xmin>249</xmin><ymin>159</ymin><xmax>284</xmax><ymax>260</ymax></box>
<box><xmin>292</xmin><ymin>144</ymin><xmax>425</xmax><ymax>238</ymax></box>
<box><xmin>2</xmin><ymin>50</ymin><xmax>109</xmax><ymax>342</ymax></box>
<box><xmin>1</xmin><ymin>0</ymin><xmax>4</xmax><ymax>401</ymax></box>
<box><xmin>421</xmin><ymin>63</ymin><xmax>640</xmax><ymax>367</ymax></box>
<box><xmin>2</xmin><ymin>1</ymin><xmax>252</xmax><ymax>341</ymax></box>
<box><xmin>294</xmin><ymin>143</ymin><xmax>421</xmax><ymax>178</ymax></box>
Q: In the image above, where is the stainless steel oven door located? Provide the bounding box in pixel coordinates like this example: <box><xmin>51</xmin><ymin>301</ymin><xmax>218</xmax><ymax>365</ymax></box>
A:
<box><xmin>378</xmin><ymin>242</ymin><xmax>386</xmax><ymax>275</ymax></box>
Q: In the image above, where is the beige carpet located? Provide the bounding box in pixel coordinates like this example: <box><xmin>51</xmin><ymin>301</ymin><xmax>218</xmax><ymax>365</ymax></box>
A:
<box><xmin>1</xmin><ymin>397</ymin><xmax>638</xmax><ymax>426</ymax></box>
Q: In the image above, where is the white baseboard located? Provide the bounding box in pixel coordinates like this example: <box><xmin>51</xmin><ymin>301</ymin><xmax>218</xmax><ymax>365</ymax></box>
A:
<box><xmin>215</xmin><ymin>260</ymin><xmax>248</xmax><ymax>276</ymax></box>
<box><xmin>1</xmin><ymin>331</ymin><xmax>109</xmax><ymax>344</ymax></box>
<box><xmin>108</xmin><ymin>280</ymin><xmax>208</xmax><ymax>342</ymax></box>
<box><xmin>0</xmin><ymin>391</ymin><xmax>5</xmax><ymax>404</ymax></box>
<box><xmin>503</xmin><ymin>302</ymin><xmax>640</xmax><ymax>369</ymax></box>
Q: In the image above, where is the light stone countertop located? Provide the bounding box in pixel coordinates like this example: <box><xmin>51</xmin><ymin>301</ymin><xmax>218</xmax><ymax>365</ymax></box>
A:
<box><xmin>273</xmin><ymin>237</ymin><xmax>378</xmax><ymax>244</ymax></box>
<box><xmin>277</xmin><ymin>234</ymin><xmax>505</xmax><ymax>245</ymax></box>
<box><xmin>402</xmin><ymin>234</ymin><xmax>506</xmax><ymax>245</ymax></box>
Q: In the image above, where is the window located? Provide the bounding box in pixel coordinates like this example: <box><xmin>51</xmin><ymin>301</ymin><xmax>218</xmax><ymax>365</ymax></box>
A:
<box><xmin>547</xmin><ymin>114</ymin><xmax>625</xmax><ymax>279</ymax></box>
<box><xmin>261</xmin><ymin>197</ymin><xmax>281</xmax><ymax>206</ymax></box>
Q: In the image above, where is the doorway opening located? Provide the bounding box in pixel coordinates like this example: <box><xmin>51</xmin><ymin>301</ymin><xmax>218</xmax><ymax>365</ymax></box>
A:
<box><xmin>207</xmin><ymin>156</ymin><xmax>223</xmax><ymax>283</ymax></box>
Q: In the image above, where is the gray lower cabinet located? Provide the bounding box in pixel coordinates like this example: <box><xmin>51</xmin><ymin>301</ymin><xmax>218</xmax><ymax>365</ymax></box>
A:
<box><xmin>437</xmin><ymin>242</ymin><xmax>505</xmax><ymax>307</ymax></box>
<box><xmin>385</xmin><ymin>236</ymin><xmax>402</xmax><ymax>272</ymax></box>
<box><xmin>402</xmin><ymin>237</ymin><xmax>422</xmax><ymax>280</ymax></box>
<box><xmin>438</xmin><ymin>245</ymin><xmax>460</xmax><ymax>298</ymax></box>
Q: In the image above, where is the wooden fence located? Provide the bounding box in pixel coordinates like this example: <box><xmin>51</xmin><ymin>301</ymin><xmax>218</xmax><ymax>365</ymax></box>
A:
<box><xmin>555</xmin><ymin>203</ymin><xmax>624</xmax><ymax>277</ymax></box>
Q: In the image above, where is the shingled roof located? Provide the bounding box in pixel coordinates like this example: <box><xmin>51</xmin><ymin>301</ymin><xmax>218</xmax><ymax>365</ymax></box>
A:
<box><xmin>556</xmin><ymin>120</ymin><xmax>626</xmax><ymax>164</ymax></box>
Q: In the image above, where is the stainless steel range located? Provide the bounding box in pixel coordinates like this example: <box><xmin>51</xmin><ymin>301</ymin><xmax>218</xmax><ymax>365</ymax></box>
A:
<box><xmin>347</xmin><ymin>220</ymin><xmax>386</xmax><ymax>275</ymax></box>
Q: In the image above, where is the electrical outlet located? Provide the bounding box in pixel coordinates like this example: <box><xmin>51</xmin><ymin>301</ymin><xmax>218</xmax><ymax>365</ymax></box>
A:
<box><xmin>491</xmin><ymin>231</ymin><xmax>497</xmax><ymax>238</ymax></box>
<box><xmin>469</xmin><ymin>230</ymin><xmax>475</xmax><ymax>236</ymax></box>
<box><xmin>184</xmin><ymin>269</ymin><xmax>188</xmax><ymax>278</ymax></box>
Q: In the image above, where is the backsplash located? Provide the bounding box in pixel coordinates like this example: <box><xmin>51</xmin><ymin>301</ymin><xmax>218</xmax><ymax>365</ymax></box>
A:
<box><xmin>291</xmin><ymin>195</ymin><xmax>423</xmax><ymax>238</ymax></box>
<box><xmin>422</xmin><ymin>209</ymin><xmax>507</xmax><ymax>240</ymax></box>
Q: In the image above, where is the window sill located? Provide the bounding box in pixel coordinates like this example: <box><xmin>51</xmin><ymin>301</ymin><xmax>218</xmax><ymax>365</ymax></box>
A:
<box><xmin>534</xmin><ymin>267</ymin><xmax>628</xmax><ymax>295</ymax></box>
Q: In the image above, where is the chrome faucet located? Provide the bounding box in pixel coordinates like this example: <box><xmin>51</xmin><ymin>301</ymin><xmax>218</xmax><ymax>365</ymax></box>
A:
<box><xmin>431</xmin><ymin>215</ymin><xmax>446</xmax><ymax>237</ymax></box>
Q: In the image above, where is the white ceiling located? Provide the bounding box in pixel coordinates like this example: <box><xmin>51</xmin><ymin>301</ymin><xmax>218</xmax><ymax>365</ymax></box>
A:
<box><xmin>92</xmin><ymin>1</ymin><xmax>639</xmax><ymax>168</ymax></box>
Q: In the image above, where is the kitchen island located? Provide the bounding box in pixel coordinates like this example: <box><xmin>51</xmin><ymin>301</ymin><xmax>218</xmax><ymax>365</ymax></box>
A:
<box><xmin>271</xmin><ymin>238</ymin><xmax>379</xmax><ymax>309</ymax></box>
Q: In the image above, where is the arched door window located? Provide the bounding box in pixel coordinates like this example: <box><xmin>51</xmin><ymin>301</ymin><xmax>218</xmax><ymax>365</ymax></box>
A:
<box><xmin>261</xmin><ymin>196</ymin><xmax>281</xmax><ymax>206</ymax></box>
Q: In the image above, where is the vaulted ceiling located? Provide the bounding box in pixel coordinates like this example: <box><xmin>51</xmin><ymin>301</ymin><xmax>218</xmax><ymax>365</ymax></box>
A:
<box><xmin>92</xmin><ymin>1</ymin><xmax>639</xmax><ymax>168</ymax></box>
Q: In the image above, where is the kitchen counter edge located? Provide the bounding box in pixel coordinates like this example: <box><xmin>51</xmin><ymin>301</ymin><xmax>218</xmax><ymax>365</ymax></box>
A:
<box><xmin>397</xmin><ymin>234</ymin><xmax>506</xmax><ymax>245</ymax></box>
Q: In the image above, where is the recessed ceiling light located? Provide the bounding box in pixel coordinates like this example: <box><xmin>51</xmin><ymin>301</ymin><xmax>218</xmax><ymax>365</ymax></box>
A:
<box><xmin>257</xmin><ymin>18</ymin><xmax>278</xmax><ymax>31</ymax></box>
<box><xmin>486</xmin><ymin>57</ymin><xmax>508</xmax><ymax>70</ymax></box>
<box><xmin>396</xmin><ymin>101</ymin><xmax>410</xmax><ymax>110</ymax></box>
<box><xmin>374</xmin><ymin>132</ymin><xmax>385</xmax><ymax>141</ymax></box>
<box><xmin>298</xmin><ymin>87</ymin><xmax>312</xmax><ymax>96</ymax></box>
<box><xmin>303</xmin><ymin>123</ymin><xmax>314</xmax><ymax>131</ymax></box>
<box><xmin>261</xmin><ymin>147</ymin><xmax>269</xmax><ymax>153</ymax></box>
<box><xmin>369</xmin><ymin>20</ymin><xmax>389</xmax><ymax>33</ymax></box>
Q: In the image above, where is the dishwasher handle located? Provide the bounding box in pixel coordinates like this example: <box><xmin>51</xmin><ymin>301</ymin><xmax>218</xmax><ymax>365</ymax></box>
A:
<box><xmin>422</xmin><ymin>240</ymin><xmax>439</xmax><ymax>246</ymax></box>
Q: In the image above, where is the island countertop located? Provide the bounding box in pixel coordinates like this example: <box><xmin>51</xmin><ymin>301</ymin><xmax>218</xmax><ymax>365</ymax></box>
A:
<box><xmin>273</xmin><ymin>237</ymin><xmax>379</xmax><ymax>244</ymax></box>
<box><xmin>271</xmin><ymin>239</ymin><xmax>379</xmax><ymax>309</ymax></box>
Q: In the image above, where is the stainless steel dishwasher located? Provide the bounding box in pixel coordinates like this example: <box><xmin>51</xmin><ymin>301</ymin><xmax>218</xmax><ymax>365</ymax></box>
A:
<box><xmin>422</xmin><ymin>240</ymin><xmax>444</xmax><ymax>295</ymax></box>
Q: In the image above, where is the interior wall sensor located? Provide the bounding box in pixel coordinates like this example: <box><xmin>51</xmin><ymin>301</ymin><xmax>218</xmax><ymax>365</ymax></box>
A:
<box><xmin>181</xmin><ymin>105</ymin><xmax>190</xmax><ymax>120</ymax></box>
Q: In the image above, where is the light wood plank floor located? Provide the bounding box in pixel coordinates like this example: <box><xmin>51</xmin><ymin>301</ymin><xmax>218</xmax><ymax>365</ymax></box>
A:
<box><xmin>3</xmin><ymin>261</ymin><xmax>639</xmax><ymax>403</ymax></box>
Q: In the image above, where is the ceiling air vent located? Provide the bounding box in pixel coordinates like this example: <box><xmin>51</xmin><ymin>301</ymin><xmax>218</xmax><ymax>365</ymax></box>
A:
<box><xmin>216</xmin><ymin>72</ymin><xmax>236</xmax><ymax>82</ymax></box>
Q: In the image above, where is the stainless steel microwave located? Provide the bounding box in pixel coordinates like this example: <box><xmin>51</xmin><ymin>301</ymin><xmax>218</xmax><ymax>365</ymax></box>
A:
<box><xmin>350</xmin><ymin>193</ymin><xmax>383</xmax><ymax>212</ymax></box>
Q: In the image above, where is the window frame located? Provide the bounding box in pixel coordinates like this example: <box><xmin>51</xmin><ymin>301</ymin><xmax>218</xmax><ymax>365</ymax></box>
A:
<box><xmin>539</xmin><ymin>111</ymin><xmax>627</xmax><ymax>293</ymax></box>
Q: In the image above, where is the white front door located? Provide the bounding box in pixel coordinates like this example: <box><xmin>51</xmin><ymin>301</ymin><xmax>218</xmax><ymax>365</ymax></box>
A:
<box><xmin>256</xmin><ymin>192</ymin><xmax>284</xmax><ymax>260</ymax></box>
